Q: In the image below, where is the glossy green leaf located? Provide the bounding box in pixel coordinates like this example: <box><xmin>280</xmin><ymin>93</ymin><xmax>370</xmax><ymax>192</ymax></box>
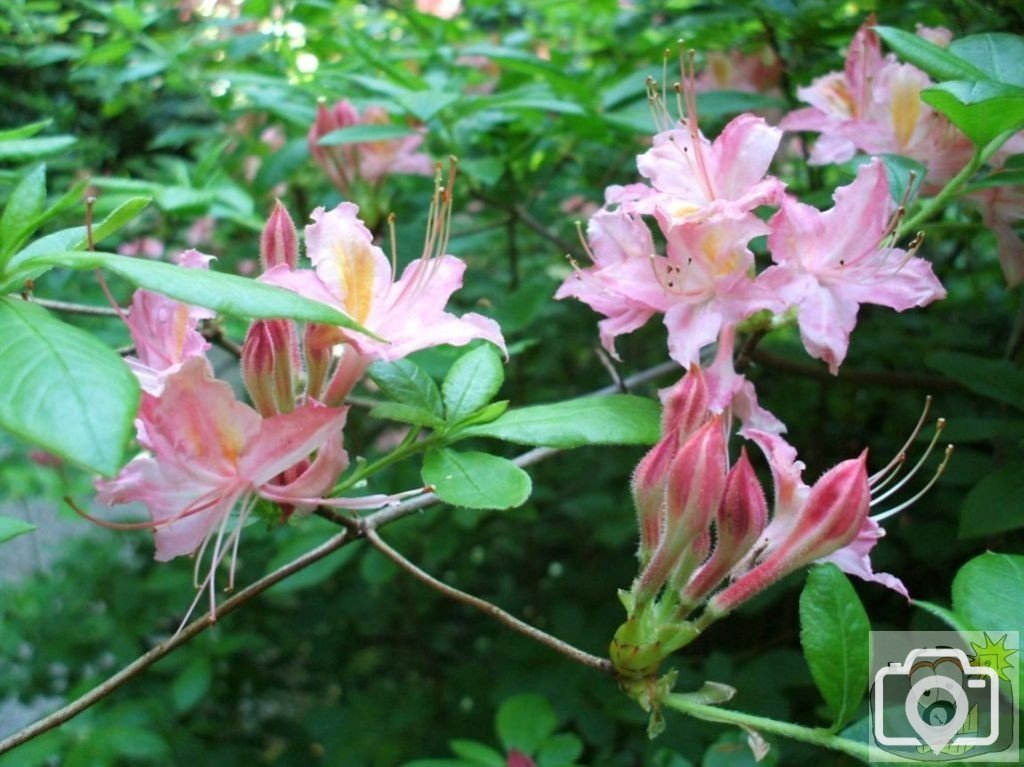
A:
<box><xmin>952</xmin><ymin>552</ymin><xmax>1024</xmax><ymax>636</ymax></box>
<box><xmin>912</xmin><ymin>600</ymin><xmax>973</xmax><ymax>633</ymax></box>
<box><xmin>922</xmin><ymin>80</ymin><xmax>1024</xmax><ymax>147</ymax></box>
<box><xmin>0</xmin><ymin>164</ymin><xmax>46</xmax><ymax>260</ymax></box>
<box><xmin>369</xmin><ymin>402</ymin><xmax>446</xmax><ymax>430</ymax></box>
<box><xmin>959</xmin><ymin>463</ymin><xmax>1024</xmax><ymax>538</ymax></box>
<box><xmin>317</xmin><ymin>123</ymin><xmax>416</xmax><ymax>146</ymax></box>
<box><xmin>799</xmin><ymin>564</ymin><xmax>870</xmax><ymax>730</ymax></box>
<box><xmin>368</xmin><ymin>359</ymin><xmax>444</xmax><ymax>416</ymax></box>
<box><xmin>948</xmin><ymin>33</ymin><xmax>1024</xmax><ymax>86</ymax></box>
<box><xmin>448</xmin><ymin>400</ymin><xmax>509</xmax><ymax>430</ymax></box>
<box><xmin>422</xmin><ymin>448</ymin><xmax>531</xmax><ymax>510</ymax></box>
<box><xmin>0</xmin><ymin>515</ymin><xmax>36</xmax><ymax>544</ymax></box>
<box><xmin>537</xmin><ymin>733</ymin><xmax>584</xmax><ymax>767</ymax></box>
<box><xmin>460</xmin><ymin>394</ymin><xmax>660</xmax><ymax>448</ymax></box>
<box><xmin>0</xmin><ymin>297</ymin><xmax>139</xmax><ymax>476</ymax></box>
<box><xmin>0</xmin><ymin>120</ymin><xmax>52</xmax><ymax>142</ymax></box>
<box><xmin>925</xmin><ymin>351</ymin><xmax>1024</xmax><ymax>412</ymax></box>
<box><xmin>12</xmin><ymin>250</ymin><xmax>372</xmax><ymax>332</ymax></box>
<box><xmin>448</xmin><ymin>740</ymin><xmax>504</xmax><ymax>767</ymax></box>
<box><xmin>0</xmin><ymin>135</ymin><xmax>77</xmax><ymax>162</ymax></box>
<box><xmin>874</xmin><ymin>26</ymin><xmax>990</xmax><ymax>82</ymax></box>
<box><xmin>442</xmin><ymin>344</ymin><xmax>505</xmax><ymax>423</ymax></box>
<box><xmin>496</xmin><ymin>694</ymin><xmax>558</xmax><ymax>754</ymax></box>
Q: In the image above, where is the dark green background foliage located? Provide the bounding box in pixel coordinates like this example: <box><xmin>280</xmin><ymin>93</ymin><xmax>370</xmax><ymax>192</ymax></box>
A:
<box><xmin>0</xmin><ymin>0</ymin><xmax>1022</xmax><ymax>765</ymax></box>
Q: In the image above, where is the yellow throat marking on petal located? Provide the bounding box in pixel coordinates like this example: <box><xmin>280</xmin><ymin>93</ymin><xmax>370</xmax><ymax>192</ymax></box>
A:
<box><xmin>334</xmin><ymin>239</ymin><xmax>376</xmax><ymax>324</ymax></box>
<box><xmin>891</xmin><ymin>76</ymin><xmax>922</xmax><ymax>151</ymax></box>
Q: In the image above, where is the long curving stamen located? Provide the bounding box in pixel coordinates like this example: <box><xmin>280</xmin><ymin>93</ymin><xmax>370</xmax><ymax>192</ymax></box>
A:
<box><xmin>872</xmin><ymin>444</ymin><xmax>953</xmax><ymax>522</ymax></box>
<box><xmin>868</xmin><ymin>451</ymin><xmax>907</xmax><ymax>494</ymax></box>
<box><xmin>869</xmin><ymin>396</ymin><xmax>931</xmax><ymax>486</ymax></box>
<box><xmin>870</xmin><ymin>418</ymin><xmax>945</xmax><ymax>506</ymax></box>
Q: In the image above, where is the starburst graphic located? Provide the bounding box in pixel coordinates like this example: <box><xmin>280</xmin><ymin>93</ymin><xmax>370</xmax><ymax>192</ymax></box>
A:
<box><xmin>969</xmin><ymin>633</ymin><xmax>1018</xmax><ymax>683</ymax></box>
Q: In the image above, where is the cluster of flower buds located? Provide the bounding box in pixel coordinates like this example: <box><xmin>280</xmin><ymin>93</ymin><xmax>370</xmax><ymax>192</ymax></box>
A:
<box><xmin>90</xmin><ymin>171</ymin><xmax>504</xmax><ymax>620</ymax></box>
<box><xmin>610</xmin><ymin>366</ymin><xmax>951</xmax><ymax>686</ymax></box>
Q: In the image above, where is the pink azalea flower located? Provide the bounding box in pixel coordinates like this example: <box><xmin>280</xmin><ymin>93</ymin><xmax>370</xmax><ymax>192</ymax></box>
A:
<box><xmin>760</xmin><ymin>159</ymin><xmax>946</xmax><ymax>373</ymax></box>
<box><xmin>264</xmin><ymin>202</ymin><xmax>506</xmax><ymax>377</ymax></box>
<box><xmin>780</xmin><ymin>22</ymin><xmax>973</xmax><ymax>185</ymax></box>
<box><xmin>415</xmin><ymin>0</ymin><xmax>462</xmax><ymax>19</ymax></box>
<box><xmin>821</xmin><ymin>517</ymin><xmax>908</xmax><ymax>598</ymax></box>
<box><xmin>694</xmin><ymin>49</ymin><xmax>782</xmax><ymax>96</ymax></box>
<box><xmin>610</xmin><ymin>113</ymin><xmax>784</xmax><ymax>229</ymax></box>
<box><xmin>96</xmin><ymin>358</ymin><xmax>349</xmax><ymax>565</ymax></box>
<box><xmin>556</xmin><ymin>209</ymin><xmax>780</xmax><ymax>366</ymax></box>
<box><xmin>968</xmin><ymin>184</ymin><xmax>1024</xmax><ymax>287</ymax></box>
<box><xmin>124</xmin><ymin>249</ymin><xmax>215</xmax><ymax>394</ymax></box>
<box><xmin>308</xmin><ymin>100</ymin><xmax>433</xmax><ymax>195</ymax></box>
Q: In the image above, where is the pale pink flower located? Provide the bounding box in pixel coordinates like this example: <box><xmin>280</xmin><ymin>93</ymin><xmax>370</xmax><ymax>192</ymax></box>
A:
<box><xmin>779</xmin><ymin>22</ymin><xmax>973</xmax><ymax>185</ymax></box>
<box><xmin>263</xmin><ymin>201</ymin><xmax>505</xmax><ymax>404</ymax></box>
<box><xmin>415</xmin><ymin>0</ymin><xmax>462</xmax><ymax>19</ymax></box>
<box><xmin>308</xmin><ymin>100</ymin><xmax>433</xmax><ymax>194</ymax></box>
<box><xmin>610</xmin><ymin>113</ymin><xmax>784</xmax><ymax>229</ymax></box>
<box><xmin>968</xmin><ymin>184</ymin><xmax>1024</xmax><ymax>287</ymax></box>
<box><xmin>117</xmin><ymin>237</ymin><xmax>165</xmax><ymax>259</ymax></box>
<box><xmin>557</xmin><ymin>209</ymin><xmax>780</xmax><ymax>366</ymax></box>
<box><xmin>821</xmin><ymin>517</ymin><xmax>909</xmax><ymax>598</ymax></box>
<box><xmin>694</xmin><ymin>49</ymin><xmax>782</xmax><ymax>95</ymax></box>
<box><xmin>96</xmin><ymin>358</ymin><xmax>349</xmax><ymax>564</ymax></box>
<box><xmin>760</xmin><ymin>159</ymin><xmax>946</xmax><ymax>373</ymax></box>
<box><xmin>124</xmin><ymin>249</ymin><xmax>215</xmax><ymax>394</ymax></box>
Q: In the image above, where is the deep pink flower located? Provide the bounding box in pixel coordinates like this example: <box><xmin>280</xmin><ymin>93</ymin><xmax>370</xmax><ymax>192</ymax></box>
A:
<box><xmin>760</xmin><ymin>159</ymin><xmax>946</xmax><ymax>373</ymax></box>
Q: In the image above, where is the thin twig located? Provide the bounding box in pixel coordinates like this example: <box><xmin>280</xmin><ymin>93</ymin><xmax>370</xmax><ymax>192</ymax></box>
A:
<box><xmin>365</xmin><ymin>528</ymin><xmax>615</xmax><ymax>675</ymax></box>
<box><xmin>201</xmin><ymin>323</ymin><xmax>243</xmax><ymax>357</ymax></box>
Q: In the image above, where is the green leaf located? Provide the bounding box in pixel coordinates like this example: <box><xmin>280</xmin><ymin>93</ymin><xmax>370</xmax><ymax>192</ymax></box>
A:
<box><xmin>369</xmin><ymin>402</ymin><xmax>446</xmax><ymax>429</ymax></box>
<box><xmin>925</xmin><ymin>351</ymin><xmax>1024</xmax><ymax>412</ymax></box>
<box><xmin>317</xmin><ymin>123</ymin><xmax>416</xmax><ymax>146</ymax></box>
<box><xmin>448</xmin><ymin>740</ymin><xmax>504</xmax><ymax>767</ymax></box>
<box><xmin>880</xmin><ymin>154</ymin><xmax>926</xmax><ymax>204</ymax></box>
<box><xmin>799</xmin><ymin>564</ymin><xmax>871</xmax><ymax>730</ymax></box>
<box><xmin>0</xmin><ymin>297</ymin><xmax>139</xmax><ymax>476</ymax></box>
<box><xmin>874</xmin><ymin>26</ymin><xmax>991</xmax><ymax>82</ymax></box>
<box><xmin>0</xmin><ymin>120</ymin><xmax>52</xmax><ymax>142</ymax></box>
<box><xmin>702</xmin><ymin>730</ymin><xmax>778</xmax><ymax>767</ymax></box>
<box><xmin>959</xmin><ymin>463</ymin><xmax>1024</xmax><ymax>538</ymax></box>
<box><xmin>103</xmin><ymin>727</ymin><xmax>170</xmax><ymax>760</ymax></box>
<box><xmin>1</xmin><ymin>164</ymin><xmax>46</xmax><ymax>259</ymax></box>
<box><xmin>952</xmin><ymin>552</ymin><xmax>1024</xmax><ymax>636</ymax></box>
<box><xmin>0</xmin><ymin>135</ymin><xmax>77</xmax><ymax>162</ymax></box>
<box><xmin>912</xmin><ymin>600</ymin><xmax>973</xmax><ymax>633</ymax></box>
<box><xmin>449</xmin><ymin>400</ymin><xmax>509</xmax><ymax>430</ymax></box>
<box><xmin>422</xmin><ymin>448</ymin><xmax>531</xmax><ymax>510</ymax></box>
<box><xmin>921</xmin><ymin>80</ymin><xmax>1024</xmax><ymax>147</ymax></box>
<box><xmin>368</xmin><ymin>359</ymin><xmax>444</xmax><ymax>416</ymax></box>
<box><xmin>537</xmin><ymin>733</ymin><xmax>584</xmax><ymax>767</ymax></box>
<box><xmin>12</xmin><ymin>251</ymin><xmax>371</xmax><ymax>331</ymax></box>
<box><xmin>0</xmin><ymin>515</ymin><xmax>36</xmax><ymax>544</ymax></box>
<box><xmin>171</xmin><ymin>657</ymin><xmax>212</xmax><ymax>713</ymax></box>
<box><xmin>460</xmin><ymin>394</ymin><xmax>660</xmax><ymax>448</ymax></box>
<box><xmin>395</xmin><ymin>90</ymin><xmax>461</xmax><ymax>121</ymax></box>
<box><xmin>442</xmin><ymin>344</ymin><xmax>504</xmax><ymax>423</ymax></box>
<box><xmin>496</xmin><ymin>694</ymin><xmax>558</xmax><ymax>754</ymax></box>
<box><xmin>948</xmin><ymin>33</ymin><xmax>1024</xmax><ymax>86</ymax></box>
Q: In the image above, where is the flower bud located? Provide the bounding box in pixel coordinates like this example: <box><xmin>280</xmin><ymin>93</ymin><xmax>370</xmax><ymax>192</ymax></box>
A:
<box><xmin>242</xmin><ymin>319</ymin><xmax>299</xmax><ymax>416</ymax></box>
<box><xmin>304</xmin><ymin>323</ymin><xmax>341</xmax><ymax>402</ymax></box>
<box><xmin>260</xmin><ymin>201</ymin><xmax>298</xmax><ymax>272</ymax></box>
<box><xmin>680</xmin><ymin>448</ymin><xmax>767</xmax><ymax>608</ymax></box>
<box><xmin>633</xmin><ymin>416</ymin><xmax>727</xmax><ymax>605</ymax></box>
<box><xmin>707</xmin><ymin>452</ymin><xmax>869</xmax><ymax>617</ymax></box>
<box><xmin>660</xmin><ymin>364</ymin><xmax>709</xmax><ymax>442</ymax></box>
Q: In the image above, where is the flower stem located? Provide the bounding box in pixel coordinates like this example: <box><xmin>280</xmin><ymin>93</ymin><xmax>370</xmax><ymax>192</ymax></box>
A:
<box><xmin>664</xmin><ymin>694</ymin><xmax>871</xmax><ymax>762</ymax></box>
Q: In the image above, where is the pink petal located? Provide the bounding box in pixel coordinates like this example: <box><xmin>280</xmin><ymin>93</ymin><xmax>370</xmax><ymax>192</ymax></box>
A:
<box><xmin>242</xmin><ymin>403</ymin><xmax>349</xmax><ymax>487</ymax></box>
<box><xmin>712</xmin><ymin>114</ymin><xmax>783</xmax><ymax>200</ymax></box>
<box><xmin>821</xmin><ymin>517</ymin><xmax>909</xmax><ymax>599</ymax></box>
<box><xmin>268</xmin><ymin>433</ymin><xmax>350</xmax><ymax>505</ymax></box>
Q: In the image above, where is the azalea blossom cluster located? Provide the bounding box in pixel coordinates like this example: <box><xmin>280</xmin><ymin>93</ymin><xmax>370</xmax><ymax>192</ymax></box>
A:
<box><xmin>95</xmin><ymin>177</ymin><xmax>503</xmax><ymax>613</ymax></box>
<box><xmin>559</xmin><ymin>56</ymin><xmax>953</xmax><ymax>666</ymax></box>
<box><xmin>781</xmin><ymin>20</ymin><xmax>1024</xmax><ymax>285</ymax></box>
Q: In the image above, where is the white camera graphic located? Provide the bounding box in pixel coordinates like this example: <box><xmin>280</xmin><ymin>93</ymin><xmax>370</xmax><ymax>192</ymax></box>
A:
<box><xmin>873</xmin><ymin>647</ymin><xmax>1000</xmax><ymax>754</ymax></box>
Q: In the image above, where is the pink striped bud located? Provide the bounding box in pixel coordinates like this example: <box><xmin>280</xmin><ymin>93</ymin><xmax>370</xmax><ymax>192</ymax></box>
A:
<box><xmin>633</xmin><ymin>416</ymin><xmax>727</xmax><ymax>605</ymax></box>
<box><xmin>707</xmin><ymin>452</ymin><xmax>869</xmax><ymax>616</ymax></box>
<box><xmin>680</xmin><ymin>448</ymin><xmax>768</xmax><ymax>608</ymax></box>
<box><xmin>260</xmin><ymin>201</ymin><xmax>298</xmax><ymax>272</ymax></box>
<box><xmin>241</xmin><ymin>319</ymin><xmax>299</xmax><ymax>416</ymax></box>
<box><xmin>304</xmin><ymin>323</ymin><xmax>342</xmax><ymax>402</ymax></box>
<box><xmin>632</xmin><ymin>366</ymin><xmax>711</xmax><ymax>564</ymax></box>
